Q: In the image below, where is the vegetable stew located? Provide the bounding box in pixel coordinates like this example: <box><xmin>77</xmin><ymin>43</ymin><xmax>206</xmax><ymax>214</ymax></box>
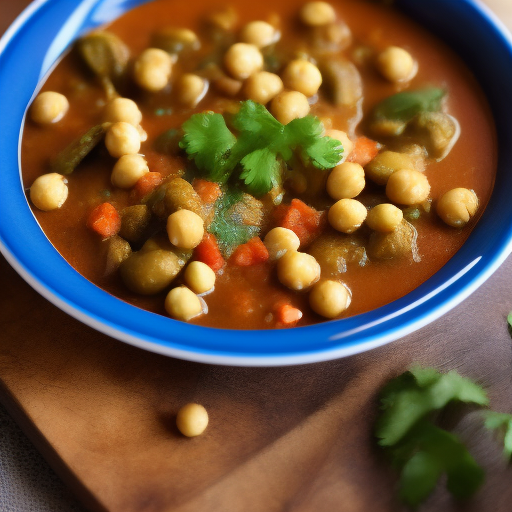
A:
<box><xmin>22</xmin><ymin>0</ymin><xmax>496</xmax><ymax>329</ymax></box>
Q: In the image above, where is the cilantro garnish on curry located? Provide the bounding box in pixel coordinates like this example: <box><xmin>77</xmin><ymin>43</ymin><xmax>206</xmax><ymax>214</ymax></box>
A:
<box><xmin>22</xmin><ymin>0</ymin><xmax>496</xmax><ymax>329</ymax></box>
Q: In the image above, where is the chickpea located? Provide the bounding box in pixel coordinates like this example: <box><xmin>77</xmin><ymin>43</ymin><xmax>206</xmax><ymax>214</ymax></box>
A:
<box><xmin>176</xmin><ymin>403</ymin><xmax>209</xmax><ymax>437</ymax></box>
<box><xmin>30</xmin><ymin>173</ymin><xmax>68</xmax><ymax>211</ymax></box>
<box><xmin>166</xmin><ymin>210</ymin><xmax>204</xmax><ymax>249</ymax></box>
<box><xmin>264</xmin><ymin>227</ymin><xmax>300</xmax><ymax>260</ymax></box>
<box><xmin>224</xmin><ymin>43</ymin><xmax>263</xmax><ymax>80</ymax></box>
<box><xmin>240</xmin><ymin>21</ymin><xmax>279</xmax><ymax>48</ymax></box>
<box><xmin>386</xmin><ymin>169</ymin><xmax>430</xmax><ymax>205</ymax></box>
<box><xmin>133</xmin><ymin>48</ymin><xmax>173</xmax><ymax>91</ymax></box>
<box><xmin>270</xmin><ymin>91</ymin><xmax>310</xmax><ymax>125</ymax></box>
<box><xmin>436</xmin><ymin>188</ymin><xmax>479</xmax><ymax>228</ymax></box>
<box><xmin>282</xmin><ymin>59</ymin><xmax>322</xmax><ymax>97</ymax></box>
<box><xmin>309</xmin><ymin>280</ymin><xmax>351</xmax><ymax>319</ymax></box>
<box><xmin>30</xmin><ymin>91</ymin><xmax>69</xmax><ymax>124</ymax></box>
<box><xmin>324</xmin><ymin>129</ymin><xmax>354</xmax><ymax>162</ymax></box>
<box><xmin>111</xmin><ymin>154</ymin><xmax>149</xmax><ymax>189</ymax></box>
<box><xmin>103</xmin><ymin>98</ymin><xmax>142</xmax><ymax>126</ymax></box>
<box><xmin>176</xmin><ymin>74</ymin><xmax>208</xmax><ymax>107</ymax></box>
<box><xmin>366</xmin><ymin>203</ymin><xmax>403</xmax><ymax>232</ymax></box>
<box><xmin>326</xmin><ymin>162</ymin><xmax>365</xmax><ymax>200</ymax></box>
<box><xmin>376</xmin><ymin>46</ymin><xmax>417</xmax><ymax>83</ymax></box>
<box><xmin>105</xmin><ymin>122</ymin><xmax>141</xmax><ymax>158</ymax></box>
<box><xmin>277</xmin><ymin>251</ymin><xmax>321</xmax><ymax>291</ymax></box>
<box><xmin>328</xmin><ymin>198</ymin><xmax>367</xmax><ymax>234</ymax></box>
<box><xmin>165</xmin><ymin>286</ymin><xmax>204</xmax><ymax>322</ymax></box>
<box><xmin>243</xmin><ymin>71</ymin><xmax>283</xmax><ymax>104</ymax></box>
<box><xmin>299</xmin><ymin>2</ymin><xmax>336</xmax><ymax>26</ymax></box>
<box><xmin>184</xmin><ymin>261</ymin><xmax>216</xmax><ymax>294</ymax></box>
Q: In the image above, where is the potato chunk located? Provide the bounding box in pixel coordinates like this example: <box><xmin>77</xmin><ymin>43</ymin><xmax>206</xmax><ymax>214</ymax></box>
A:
<box><xmin>119</xmin><ymin>205</ymin><xmax>151</xmax><ymax>243</ymax></box>
<box><xmin>368</xmin><ymin>220</ymin><xmax>419</xmax><ymax>261</ymax></box>
<box><xmin>308</xmin><ymin>233</ymin><xmax>367</xmax><ymax>276</ymax></box>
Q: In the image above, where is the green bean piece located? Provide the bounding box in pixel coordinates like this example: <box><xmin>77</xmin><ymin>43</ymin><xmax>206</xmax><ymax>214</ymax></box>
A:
<box><xmin>51</xmin><ymin>124</ymin><xmax>107</xmax><ymax>175</ymax></box>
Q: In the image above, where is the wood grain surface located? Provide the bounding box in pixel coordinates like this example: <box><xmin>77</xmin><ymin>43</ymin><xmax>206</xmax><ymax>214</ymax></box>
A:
<box><xmin>1</xmin><ymin>1</ymin><xmax>512</xmax><ymax>511</ymax></box>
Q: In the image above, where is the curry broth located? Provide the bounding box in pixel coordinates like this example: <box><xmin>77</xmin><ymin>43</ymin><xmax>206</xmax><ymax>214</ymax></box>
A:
<box><xmin>21</xmin><ymin>0</ymin><xmax>496</xmax><ymax>329</ymax></box>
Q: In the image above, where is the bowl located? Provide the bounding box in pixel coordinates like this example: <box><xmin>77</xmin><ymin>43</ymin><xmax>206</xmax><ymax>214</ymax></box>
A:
<box><xmin>1</xmin><ymin>0</ymin><xmax>512</xmax><ymax>366</ymax></box>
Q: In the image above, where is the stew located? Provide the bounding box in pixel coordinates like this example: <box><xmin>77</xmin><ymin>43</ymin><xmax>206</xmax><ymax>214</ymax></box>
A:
<box><xmin>22</xmin><ymin>0</ymin><xmax>496</xmax><ymax>329</ymax></box>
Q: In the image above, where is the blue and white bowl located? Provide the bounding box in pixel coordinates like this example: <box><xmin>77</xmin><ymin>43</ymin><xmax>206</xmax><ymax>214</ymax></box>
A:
<box><xmin>1</xmin><ymin>0</ymin><xmax>512</xmax><ymax>366</ymax></box>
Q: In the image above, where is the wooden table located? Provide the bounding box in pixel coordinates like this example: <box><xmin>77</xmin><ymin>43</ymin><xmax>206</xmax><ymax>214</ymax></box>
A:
<box><xmin>2</xmin><ymin>1</ymin><xmax>512</xmax><ymax>511</ymax></box>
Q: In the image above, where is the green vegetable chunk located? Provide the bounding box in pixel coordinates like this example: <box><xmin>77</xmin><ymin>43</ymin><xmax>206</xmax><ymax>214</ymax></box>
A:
<box><xmin>77</xmin><ymin>31</ymin><xmax>130</xmax><ymax>80</ymax></box>
<box><xmin>51</xmin><ymin>124</ymin><xmax>107</xmax><ymax>175</ymax></box>
<box><xmin>372</xmin><ymin>87</ymin><xmax>446</xmax><ymax>124</ymax></box>
<box><xmin>179</xmin><ymin>100</ymin><xmax>343</xmax><ymax>196</ymax></box>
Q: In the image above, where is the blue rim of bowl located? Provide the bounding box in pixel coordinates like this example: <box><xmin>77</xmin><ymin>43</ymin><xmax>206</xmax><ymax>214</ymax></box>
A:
<box><xmin>1</xmin><ymin>0</ymin><xmax>512</xmax><ymax>366</ymax></box>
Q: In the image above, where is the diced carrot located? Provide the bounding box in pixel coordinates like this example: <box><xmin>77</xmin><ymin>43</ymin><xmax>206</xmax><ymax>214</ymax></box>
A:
<box><xmin>230</xmin><ymin>237</ymin><xmax>269</xmax><ymax>266</ymax></box>
<box><xmin>193</xmin><ymin>179</ymin><xmax>222</xmax><ymax>205</ymax></box>
<box><xmin>194</xmin><ymin>233</ymin><xmax>225</xmax><ymax>272</ymax></box>
<box><xmin>132</xmin><ymin>172</ymin><xmax>164</xmax><ymax>201</ymax></box>
<box><xmin>347</xmin><ymin>136</ymin><xmax>380</xmax><ymax>167</ymax></box>
<box><xmin>275</xmin><ymin>303</ymin><xmax>303</xmax><ymax>326</ymax></box>
<box><xmin>87</xmin><ymin>202</ymin><xmax>121</xmax><ymax>238</ymax></box>
<box><xmin>275</xmin><ymin>199</ymin><xmax>325</xmax><ymax>247</ymax></box>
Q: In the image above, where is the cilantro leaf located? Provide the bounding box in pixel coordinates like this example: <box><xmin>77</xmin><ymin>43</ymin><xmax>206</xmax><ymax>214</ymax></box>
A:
<box><xmin>483</xmin><ymin>411</ymin><xmax>512</xmax><ymax>458</ymax></box>
<box><xmin>397</xmin><ymin>421</ymin><xmax>484</xmax><ymax>507</ymax></box>
<box><xmin>179</xmin><ymin>112</ymin><xmax>237</xmax><ymax>182</ymax></box>
<box><xmin>232</xmin><ymin>100</ymin><xmax>284</xmax><ymax>141</ymax></box>
<box><xmin>399</xmin><ymin>449</ymin><xmax>443</xmax><ymax>507</ymax></box>
<box><xmin>286</xmin><ymin>116</ymin><xmax>343</xmax><ymax>168</ymax></box>
<box><xmin>376</xmin><ymin>367</ymin><xmax>488</xmax><ymax>446</ymax></box>
<box><xmin>303</xmin><ymin>137</ymin><xmax>344</xmax><ymax>169</ymax></box>
<box><xmin>373</xmin><ymin>87</ymin><xmax>446</xmax><ymax>123</ymax></box>
<box><xmin>239</xmin><ymin>149</ymin><xmax>281</xmax><ymax>196</ymax></box>
<box><xmin>180</xmin><ymin>101</ymin><xmax>344</xmax><ymax>197</ymax></box>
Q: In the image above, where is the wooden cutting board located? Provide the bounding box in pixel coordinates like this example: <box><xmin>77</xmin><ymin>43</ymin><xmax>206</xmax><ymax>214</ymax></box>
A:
<box><xmin>1</xmin><ymin>1</ymin><xmax>512</xmax><ymax>511</ymax></box>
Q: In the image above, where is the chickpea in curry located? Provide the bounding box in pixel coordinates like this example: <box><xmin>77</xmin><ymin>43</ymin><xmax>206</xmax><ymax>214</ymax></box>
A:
<box><xmin>23</xmin><ymin>0</ymin><xmax>496</xmax><ymax>329</ymax></box>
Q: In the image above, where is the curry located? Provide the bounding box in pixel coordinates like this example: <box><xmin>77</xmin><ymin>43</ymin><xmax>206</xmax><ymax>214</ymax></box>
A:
<box><xmin>22</xmin><ymin>0</ymin><xmax>496</xmax><ymax>329</ymax></box>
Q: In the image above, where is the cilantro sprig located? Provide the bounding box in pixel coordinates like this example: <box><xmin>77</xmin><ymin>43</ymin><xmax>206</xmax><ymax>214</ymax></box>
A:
<box><xmin>376</xmin><ymin>367</ymin><xmax>488</xmax><ymax>447</ymax></box>
<box><xmin>179</xmin><ymin>100</ymin><xmax>343</xmax><ymax>197</ymax></box>
<box><xmin>376</xmin><ymin>367</ymin><xmax>493</xmax><ymax>509</ymax></box>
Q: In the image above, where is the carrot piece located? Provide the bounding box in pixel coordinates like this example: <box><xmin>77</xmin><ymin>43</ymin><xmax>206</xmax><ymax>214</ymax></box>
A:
<box><xmin>87</xmin><ymin>202</ymin><xmax>121</xmax><ymax>238</ymax></box>
<box><xmin>275</xmin><ymin>303</ymin><xmax>303</xmax><ymax>326</ymax></box>
<box><xmin>132</xmin><ymin>172</ymin><xmax>163</xmax><ymax>201</ymax></box>
<box><xmin>193</xmin><ymin>179</ymin><xmax>222</xmax><ymax>205</ymax></box>
<box><xmin>347</xmin><ymin>136</ymin><xmax>380</xmax><ymax>167</ymax></box>
<box><xmin>231</xmin><ymin>237</ymin><xmax>269</xmax><ymax>266</ymax></box>
<box><xmin>194</xmin><ymin>233</ymin><xmax>225</xmax><ymax>272</ymax></box>
<box><xmin>276</xmin><ymin>199</ymin><xmax>325</xmax><ymax>247</ymax></box>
